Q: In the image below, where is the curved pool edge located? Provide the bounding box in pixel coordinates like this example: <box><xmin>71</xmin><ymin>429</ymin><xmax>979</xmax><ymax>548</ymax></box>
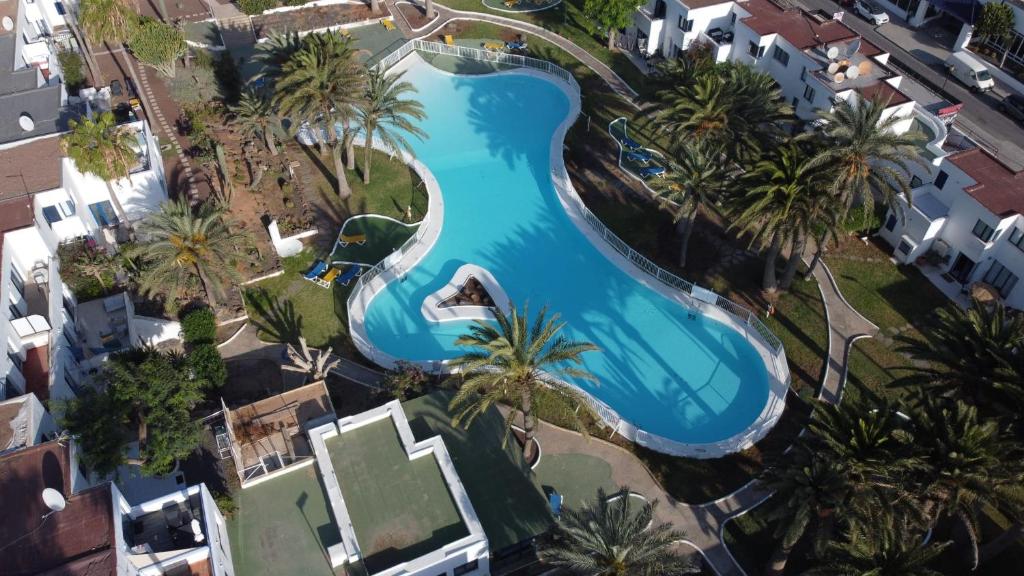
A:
<box><xmin>346</xmin><ymin>50</ymin><xmax>791</xmax><ymax>459</ymax></box>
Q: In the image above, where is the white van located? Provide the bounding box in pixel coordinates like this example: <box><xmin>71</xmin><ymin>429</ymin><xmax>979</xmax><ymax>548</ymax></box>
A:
<box><xmin>945</xmin><ymin>51</ymin><xmax>995</xmax><ymax>92</ymax></box>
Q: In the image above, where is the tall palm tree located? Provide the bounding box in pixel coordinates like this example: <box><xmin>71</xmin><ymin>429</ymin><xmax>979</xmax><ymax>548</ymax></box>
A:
<box><xmin>448</xmin><ymin>304</ymin><xmax>598</xmax><ymax>460</ymax></box>
<box><xmin>804</xmin><ymin>509</ymin><xmax>948</xmax><ymax>576</ymax></box>
<box><xmin>760</xmin><ymin>444</ymin><xmax>856</xmax><ymax>576</ymax></box>
<box><xmin>255</xmin><ymin>31</ymin><xmax>303</xmax><ymax>87</ymax></box>
<box><xmin>275</xmin><ymin>31</ymin><xmax>366</xmax><ymax>199</ymax></box>
<box><xmin>805</xmin><ymin>94</ymin><xmax>926</xmax><ymax>270</ymax></box>
<box><xmin>539</xmin><ymin>487</ymin><xmax>696</xmax><ymax>575</ymax></box>
<box><xmin>357</xmin><ymin>68</ymin><xmax>427</xmax><ymax>185</ymax></box>
<box><xmin>648</xmin><ymin>75</ymin><xmax>733</xmax><ymax>149</ymax></box>
<box><xmin>229</xmin><ymin>89</ymin><xmax>280</xmax><ymax>156</ymax></box>
<box><xmin>724</xmin><ymin>62</ymin><xmax>793</xmax><ymax>159</ymax></box>
<box><xmin>75</xmin><ymin>0</ymin><xmax>136</xmax><ymax>84</ymax></box>
<box><xmin>909</xmin><ymin>397</ymin><xmax>1024</xmax><ymax>570</ymax></box>
<box><xmin>654</xmin><ymin>139</ymin><xmax>727</xmax><ymax>268</ymax></box>
<box><xmin>893</xmin><ymin>299</ymin><xmax>1024</xmax><ymax>416</ymax></box>
<box><xmin>727</xmin><ymin>144</ymin><xmax>823</xmax><ymax>292</ymax></box>
<box><xmin>60</xmin><ymin>111</ymin><xmax>138</xmax><ymax>230</ymax></box>
<box><xmin>131</xmin><ymin>198</ymin><xmax>250</xmax><ymax>310</ymax></box>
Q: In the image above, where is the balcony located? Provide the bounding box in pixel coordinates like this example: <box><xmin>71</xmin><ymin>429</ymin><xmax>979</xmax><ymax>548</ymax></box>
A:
<box><xmin>697</xmin><ymin>28</ymin><xmax>734</xmax><ymax>62</ymax></box>
<box><xmin>910</xmin><ymin>104</ymin><xmax>949</xmax><ymax>162</ymax></box>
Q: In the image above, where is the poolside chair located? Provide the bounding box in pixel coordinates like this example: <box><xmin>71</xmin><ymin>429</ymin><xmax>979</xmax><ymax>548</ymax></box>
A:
<box><xmin>621</xmin><ymin>136</ymin><xmax>643</xmax><ymax>151</ymax></box>
<box><xmin>504</xmin><ymin>0</ymin><xmax>519</xmax><ymax>6</ymax></box>
<box><xmin>626</xmin><ymin>149</ymin><xmax>653</xmax><ymax>164</ymax></box>
<box><xmin>381</xmin><ymin>19</ymin><xmax>396</xmax><ymax>31</ymax></box>
<box><xmin>302</xmin><ymin>260</ymin><xmax>328</xmax><ymax>283</ymax></box>
<box><xmin>483</xmin><ymin>41</ymin><xmax>505</xmax><ymax>52</ymax></box>
<box><xmin>335</xmin><ymin>265</ymin><xmax>363</xmax><ymax>287</ymax></box>
<box><xmin>339</xmin><ymin>233</ymin><xmax>367</xmax><ymax>247</ymax></box>
<box><xmin>639</xmin><ymin>165</ymin><xmax>667</xmax><ymax>179</ymax></box>
<box><xmin>444</xmin><ymin>35</ymin><xmax>455</xmax><ymax>46</ymax></box>
<box><xmin>548</xmin><ymin>490</ymin><xmax>563</xmax><ymax>519</ymax></box>
<box><xmin>505</xmin><ymin>40</ymin><xmax>527</xmax><ymax>51</ymax></box>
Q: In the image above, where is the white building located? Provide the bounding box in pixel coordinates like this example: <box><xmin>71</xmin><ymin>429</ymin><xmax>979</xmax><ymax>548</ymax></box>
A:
<box><xmin>878</xmin><ymin>142</ymin><xmax>1024</xmax><ymax>309</ymax></box>
<box><xmin>0</xmin><ymin>438</ymin><xmax>235</xmax><ymax>576</ymax></box>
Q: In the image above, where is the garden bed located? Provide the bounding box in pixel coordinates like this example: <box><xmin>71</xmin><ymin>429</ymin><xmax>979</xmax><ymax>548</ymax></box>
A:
<box><xmin>252</xmin><ymin>3</ymin><xmax>378</xmax><ymax>41</ymax></box>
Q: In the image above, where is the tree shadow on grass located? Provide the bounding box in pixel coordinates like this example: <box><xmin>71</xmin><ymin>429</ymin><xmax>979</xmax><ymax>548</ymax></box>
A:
<box><xmin>244</xmin><ymin>287</ymin><xmax>303</xmax><ymax>344</ymax></box>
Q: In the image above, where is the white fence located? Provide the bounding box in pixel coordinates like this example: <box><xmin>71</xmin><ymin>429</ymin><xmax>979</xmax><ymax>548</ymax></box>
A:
<box><xmin>347</xmin><ymin>40</ymin><xmax>791</xmax><ymax>458</ymax></box>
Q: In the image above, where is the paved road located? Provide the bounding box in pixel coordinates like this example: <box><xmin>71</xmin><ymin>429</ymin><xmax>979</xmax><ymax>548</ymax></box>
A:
<box><xmin>794</xmin><ymin>0</ymin><xmax>1024</xmax><ymax>169</ymax></box>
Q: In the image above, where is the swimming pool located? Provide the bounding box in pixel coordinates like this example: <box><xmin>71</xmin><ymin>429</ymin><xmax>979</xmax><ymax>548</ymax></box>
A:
<box><xmin>353</xmin><ymin>54</ymin><xmax>786</xmax><ymax>453</ymax></box>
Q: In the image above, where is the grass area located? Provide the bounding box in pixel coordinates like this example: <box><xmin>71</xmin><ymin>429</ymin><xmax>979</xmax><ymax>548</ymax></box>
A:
<box><xmin>227</xmin><ymin>465</ymin><xmax>343</xmax><ymax>576</ymax></box>
<box><xmin>326</xmin><ymin>418</ymin><xmax>469</xmax><ymax>574</ymax></box>
<box><xmin>534</xmin><ymin>453</ymin><xmax>617</xmax><ymax>509</ymax></box>
<box><xmin>328</xmin><ymin>147</ymin><xmax>428</xmax><ymax>222</ymax></box>
<box><xmin>330</xmin><ymin>216</ymin><xmax>419</xmax><ymax>266</ymax></box>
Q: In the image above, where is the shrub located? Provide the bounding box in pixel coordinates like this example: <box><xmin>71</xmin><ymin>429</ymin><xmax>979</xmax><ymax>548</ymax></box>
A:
<box><xmin>129</xmin><ymin>18</ymin><xmax>186</xmax><ymax>78</ymax></box>
<box><xmin>181</xmin><ymin>308</ymin><xmax>217</xmax><ymax>343</ymax></box>
<box><xmin>237</xmin><ymin>0</ymin><xmax>277</xmax><ymax>15</ymax></box>
<box><xmin>213</xmin><ymin>491</ymin><xmax>237</xmax><ymax>518</ymax></box>
<box><xmin>58</xmin><ymin>50</ymin><xmax>86</xmax><ymax>92</ymax></box>
<box><xmin>383</xmin><ymin>361</ymin><xmax>431</xmax><ymax>401</ymax></box>
<box><xmin>189</xmin><ymin>343</ymin><xmax>227</xmax><ymax>388</ymax></box>
<box><xmin>169</xmin><ymin>63</ymin><xmax>220</xmax><ymax>104</ymax></box>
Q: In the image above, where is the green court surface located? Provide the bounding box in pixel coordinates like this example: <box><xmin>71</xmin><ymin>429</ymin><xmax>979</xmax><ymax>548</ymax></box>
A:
<box><xmin>327</xmin><ymin>419</ymin><xmax>468</xmax><ymax>574</ymax></box>
<box><xmin>402</xmin><ymin>391</ymin><xmax>554</xmax><ymax>552</ymax></box>
<box><xmin>227</xmin><ymin>464</ymin><xmax>344</xmax><ymax>576</ymax></box>
<box><xmin>330</xmin><ymin>215</ymin><xmax>419</xmax><ymax>267</ymax></box>
<box><xmin>533</xmin><ymin>452</ymin><xmax>617</xmax><ymax>509</ymax></box>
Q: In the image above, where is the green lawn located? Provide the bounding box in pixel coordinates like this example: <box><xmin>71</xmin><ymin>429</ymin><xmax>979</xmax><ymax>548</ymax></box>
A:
<box><xmin>330</xmin><ymin>216</ymin><xmax>419</xmax><ymax>266</ymax></box>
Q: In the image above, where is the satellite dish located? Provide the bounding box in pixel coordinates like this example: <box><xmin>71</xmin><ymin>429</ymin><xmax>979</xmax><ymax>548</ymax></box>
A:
<box><xmin>826</xmin><ymin>45</ymin><xmax>840</xmax><ymax>60</ymax></box>
<box><xmin>2</xmin><ymin>16</ymin><xmax>14</xmax><ymax>32</ymax></box>
<box><xmin>859</xmin><ymin>60</ymin><xmax>873</xmax><ymax>75</ymax></box>
<box><xmin>42</xmin><ymin>488</ymin><xmax>66</xmax><ymax>513</ymax></box>
<box><xmin>834</xmin><ymin>72</ymin><xmax>846</xmax><ymax>83</ymax></box>
<box><xmin>846</xmin><ymin>65</ymin><xmax>861</xmax><ymax>80</ymax></box>
<box><xmin>846</xmin><ymin>37</ymin><xmax>862</xmax><ymax>58</ymax></box>
<box><xmin>18</xmin><ymin>114</ymin><xmax>34</xmax><ymax>132</ymax></box>
<box><xmin>827</xmin><ymin>62</ymin><xmax>840</xmax><ymax>74</ymax></box>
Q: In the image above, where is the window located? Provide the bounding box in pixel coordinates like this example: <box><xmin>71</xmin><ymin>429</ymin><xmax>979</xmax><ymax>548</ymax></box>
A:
<box><xmin>748</xmin><ymin>42</ymin><xmax>765</xmax><ymax>58</ymax></box>
<box><xmin>772</xmin><ymin>46</ymin><xmax>790</xmax><ymax>66</ymax></box>
<box><xmin>454</xmin><ymin>561</ymin><xmax>479</xmax><ymax>576</ymax></box>
<box><xmin>679</xmin><ymin>16</ymin><xmax>693</xmax><ymax>32</ymax></box>
<box><xmin>983</xmin><ymin>261</ymin><xmax>1019</xmax><ymax>298</ymax></box>
<box><xmin>88</xmin><ymin>201</ymin><xmax>119</xmax><ymax>227</ymax></box>
<box><xmin>884</xmin><ymin>214</ymin><xmax>898</xmax><ymax>232</ymax></box>
<box><xmin>799</xmin><ymin>66</ymin><xmax>807</xmax><ymax>81</ymax></box>
<box><xmin>934</xmin><ymin>170</ymin><xmax>948</xmax><ymax>189</ymax></box>
<box><xmin>803</xmin><ymin>85</ymin><xmax>816</xmax><ymax>102</ymax></box>
<box><xmin>10</xmin><ymin>268</ymin><xmax>24</xmax><ymax>296</ymax></box>
<box><xmin>897</xmin><ymin>240</ymin><xmax>912</xmax><ymax>255</ymax></box>
<box><xmin>972</xmin><ymin>219</ymin><xmax>995</xmax><ymax>243</ymax></box>
<box><xmin>910</xmin><ymin>175</ymin><xmax>923</xmax><ymax>188</ymax></box>
<box><xmin>1009</xmin><ymin>227</ymin><xmax>1024</xmax><ymax>251</ymax></box>
<box><xmin>9</xmin><ymin>304</ymin><xmax>22</xmax><ymax>319</ymax></box>
<box><xmin>791</xmin><ymin>96</ymin><xmax>799</xmax><ymax>110</ymax></box>
<box><xmin>731</xmin><ymin>12</ymin><xmax>737</xmax><ymax>24</ymax></box>
<box><xmin>54</xmin><ymin>1</ymin><xmax>66</xmax><ymax>15</ymax></box>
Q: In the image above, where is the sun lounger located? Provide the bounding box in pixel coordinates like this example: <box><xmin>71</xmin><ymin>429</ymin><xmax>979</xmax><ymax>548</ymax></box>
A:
<box><xmin>339</xmin><ymin>233</ymin><xmax>367</xmax><ymax>247</ymax></box>
<box><xmin>444</xmin><ymin>35</ymin><xmax>455</xmax><ymax>46</ymax></box>
<box><xmin>621</xmin><ymin>136</ymin><xmax>643</xmax><ymax>151</ymax></box>
<box><xmin>483</xmin><ymin>41</ymin><xmax>505</xmax><ymax>52</ymax></box>
<box><xmin>303</xmin><ymin>260</ymin><xmax>327</xmax><ymax>281</ymax></box>
<box><xmin>505</xmin><ymin>40</ymin><xmax>527</xmax><ymax>51</ymax></box>
<box><xmin>626</xmin><ymin>149</ymin><xmax>652</xmax><ymax>164</ymax></box>
<box><xmin>381</xmin><ymin>19</ymin><xmax>395</xmax><ymax>31</ymax></box>
<box><xmin>548</xmin><ymin>490</ymin><xmax>563</xmax><ymax>519</ymax></box>
<box><xmin>335</xmin><ymin>265</ymin><xmax>362</xmax><ymax>287</ymax></box>
<box><xmin>504</xmin><ymin>0</ymin><xmax>519</xmax><ymax>6</ymax></box>
<box><xmin>639</xmin><ymin>165</ymin><xmax>667</xmax><ymax>179</ymax></box>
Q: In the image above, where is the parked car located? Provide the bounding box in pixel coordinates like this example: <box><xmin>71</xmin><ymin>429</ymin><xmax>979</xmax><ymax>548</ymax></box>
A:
<box><xmin>854</xmin><ymin>0</ymin><xmax>890</xmax><ymax>25</ymax></box>
<box><xmin>945</xmin><ymin>51</ymin><xmax>996</xmax><ymax>92</ymax></box>
<box><xmin>999</xmin><ymin>94</ymin><xmax>1024</xmax><ymax>123</ymax></box>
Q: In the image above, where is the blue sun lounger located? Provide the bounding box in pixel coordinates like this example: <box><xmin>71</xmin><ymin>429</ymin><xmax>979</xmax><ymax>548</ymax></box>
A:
<box><xmin>335</xmin><ymin>265</ymin><xmax>362</xmax><ymax>286</ymax></box>
<box><xmin>548</xmin><ymin>490</ymin><xmax>563</xmax><ymax>519</ymax></box>
<box><xmin>303</xmin><ymin>260</ymin><xmax>327</xmax><ymax>281</ymax></box>
<box><xmin>626</xmin><ymin>149</ymin><xmax>652</xmax><ymax>164</ymax></box>
<box><xmin>640</xmin><ymin>165</ymin><xmax>666</xmax><ymax>179</ymax></box>
<box><xmin>621</xmin><ymin>136</ymin><xmax>643</xmax><ymax>151</ymax></box>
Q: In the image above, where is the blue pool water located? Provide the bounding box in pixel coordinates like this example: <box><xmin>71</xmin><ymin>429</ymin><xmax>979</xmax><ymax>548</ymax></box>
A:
<box><xmin>362</xmin><ymin>61</ymin><xmax>769</xmax><ymax>444</ymax></box>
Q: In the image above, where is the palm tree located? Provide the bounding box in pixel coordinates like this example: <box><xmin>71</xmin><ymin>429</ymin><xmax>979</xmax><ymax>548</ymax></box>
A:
<box><xmin>727</xmin><ymin>144</ymin><xmax>824</xmax><ymax>292</ymax></box>
<box><xmin>357</xmin><ymin>68</ymin><xmax>427</xmax><ymax>185</ymax></box>
<box><xmin>286</xmin><ymin>337</ymin><xmax>340</xmax><ymax>381</ymax></box>
<box><xmin>74</xmin><ymin>0</ymin><xmax>136</xmax><ymax>84</ymax></box>
<box><xmin>448</xmin><ymin>304</ymin><xmax>598</xmax><ymax>460</ymax></box>
<box><xmin>893</xmin><ymin>299</ymin><xmax>1024</xmax><ymax>415</ymax></box>
<box><xmin>909</xmin><ymin>397</ymin><xmax>1024</xmax><ymax>570</ymax></box>
<box><xmin>230</xmin><ymin>89</ymin><xmax>280</xmax><ymax>156</ymax></box>
<box><xmin>255</xmin><ymin>31</ymin><xmax>303</xmax><ymax>87</ymax></box>
<box><xmin>539</xmin><ymin>487</ymin><xmax>696</xmax><ymax>575</ymax></box>
<box><xmin>804</xmin><ymin>509</ymin><xmax>948</xmax><ymax>576</ymax></box>
<box><xmin>131</xmin><ymin>198</ymin><xmax>250</xmax><ymax>310</ymax></box>
<box><xmin>655</xmin><ymin>139</ymin><xmax>727</xmax><ymax>267</ymax></box>
<box><xmin>275</xmin><ymin>31</ymin><xmax>366</xmax><ymax>199</ymax></box>
<box><xmin>60</xmin><ymin>111</ymin><xmax>138</xmax><ymax>230</ymax></box>
<box><xmin>724</xmin><ymin>62</ymin><xmax>793</xmax><ymax>159</ymax></box>
<box><xmin>804</xmin><ymin>94</ymin><xmax>926</xmax><ymax>272</ymax></box>
<box><xmin>648</xmin><ymin>75</ymin><xmax>733</xmax><ymax>149</ymax></box>
<box><xmin>760</xmin><ymin>444</ymin><xmax>856</xmax><ymax>576</ymax></box>
<box><xmin>425</xmin><ymin>0</ymin><xmax>435</xmax><ymax>19</ymax></box>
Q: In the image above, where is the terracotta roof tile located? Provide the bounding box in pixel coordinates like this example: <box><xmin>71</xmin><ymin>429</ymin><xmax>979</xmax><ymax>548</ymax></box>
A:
<box><xmin>742</xmin><ymin>0</ymin><xmax>859</xmax><ymax>50</ymax></box>
<box><xmin>857</xmin><ymin>82</ymin><xmax>911</xmax><ymax>106</ymax></box>
<box><xmin>947</xmin><ymin>147</ymin><xmax>1024</xmax><ymax>217</ymax></box>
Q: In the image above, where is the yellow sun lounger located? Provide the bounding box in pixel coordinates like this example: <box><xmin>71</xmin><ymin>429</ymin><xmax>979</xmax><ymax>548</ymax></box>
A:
<box><xmin>321</xmin><ymin>268</ymin><xmax>341</xmax><ymax>284</ymax></box>
<box><xmin>444</xmin><ymin>34</ymin><xmax>455</xmax><ymax>46</ymax></box>
<box><xmin>381</xmin><ymin>19</ymin><xmax>396</xmax><ymax>31</ymax></box>
<box><xmin>504</xmin><ymin>0</ymin><xmax>519</xmax><ymax>6</ymax></box>
<box><xmin>339</xmin><ymin>233</ymin><xmax>366</xmax><ymax>247</ymax></box>
<box><xmin>483</xmin><ymin>42</ymin><xmax>504</xmax><ymax>52</ymax></box>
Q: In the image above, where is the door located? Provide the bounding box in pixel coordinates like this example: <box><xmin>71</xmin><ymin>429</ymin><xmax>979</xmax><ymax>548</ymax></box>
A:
<box><xmin>949</xmin><ymin>253</ymin><xmax>976</xmax><ymax>283</ymax></box>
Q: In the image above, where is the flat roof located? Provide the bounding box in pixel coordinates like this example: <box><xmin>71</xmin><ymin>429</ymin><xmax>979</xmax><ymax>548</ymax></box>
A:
<box><xmin>227</xmin><ymin>463</ymin><xmax>344</xmax><ymax>576</ymax></box>
<box><xmin>948</xmin><ymin>147</ymin><xmax>1024</xmax><ymax>217</ymax></box>
<box><xmin>915</xmin><ymin>191</ymin><xmax>949</xmax><ymax>220</ymax></box>
<box><xmin>326</xmin><ymin>417</ymin><xmax>469</xmax><ymax>574</ymax></box>
<box><xmin>0</xmin><ymin>441</ymin><xmax>116</xmax><ymax>575</ymax></box>
<box><xmin>742</xmin><ymin>0</ymin><xmax>859</xmax><ymax>50</ymax></box>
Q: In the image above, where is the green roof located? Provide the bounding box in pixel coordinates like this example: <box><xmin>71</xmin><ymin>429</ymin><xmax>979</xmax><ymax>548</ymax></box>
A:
<box><xmin>402</xmin><ymin>392</ymin><xmax>553</xmax><ymax>552</ymax></box>
<box><xmin>227</xmin><ymin>464</ymin><xmax>343</xmax><ymax>576</ymax></box>
<box><xmin>327</xmin><ymin>418</ymin><xmax>468</xmax><ymax>574</ymax></box>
